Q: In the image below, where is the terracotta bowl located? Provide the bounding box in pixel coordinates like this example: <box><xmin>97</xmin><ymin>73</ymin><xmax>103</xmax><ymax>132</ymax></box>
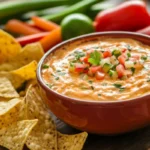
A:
<box><xmin>37</xmin><ymin>32</ymin><xmax>150</xmax><ymax>134</ymax></box>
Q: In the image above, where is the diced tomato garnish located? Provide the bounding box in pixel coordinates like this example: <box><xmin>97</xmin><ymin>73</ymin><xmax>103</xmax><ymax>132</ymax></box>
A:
<box><xmin>118</xmin><ymin>55</ymin><xmax>126</xmax><ymax>66</ymax></box>
<box><xmin>75</xmin><ymin>63</ymin><xmax>89</xmax><ymax>73</ymax></box>
<box><xmin>103</xmin><ymin>50</ymin><xmax>112</xmax><ymax>58</ymax></box>
<box><xmin>121</xmin><ymin>48</ymin><xmax>127</xmax><ymax>53</ymax></box>
<box><xmin>80</xmin><ymin>56</ymin><xmax>89</xmax><ymax>63</ymax></box>
<box><xmin>95</xmin><ymin>71</ymin><xmax>105</xmax><ymax>80</ymax></box>
<box><xmin>131</xmin><ymin>54</ymin><xmax>140</xmax><ymax>60</ymax></box>
<box><xmin>89</xmin><ymin>66</ymin><xmax>102</xmax><ymax>74</ymax></box>
<box><xmin>116</xmin><ymin>64</ymin><xmax>125</xmax><ymax>78</ymax></box>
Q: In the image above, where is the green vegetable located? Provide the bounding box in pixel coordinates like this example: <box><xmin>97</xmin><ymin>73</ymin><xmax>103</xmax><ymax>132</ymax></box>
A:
<box><xmin>55</xmin><ymin>77</ymin><xmax>59</xmax><ymax>80</ymax></box>
<box><xmin>127</xmin><ymin>53</ymin><xmax>131</xmax><ymax>57</ymax></box>
<box><xmin>42</xmin><ymin>0</ymin><xmax>99</xmax><ymax>23</ymax></box>
<box><xmin>91</xmin><ymin>86</ymin><xmax>94</xmax><ymax>90</ymax></box>
<box><xmin>87</xmin><ymin>1</ymin><xmax>114</xmax><ymax>19</ymax></box>
<box><xmin>131</xmin><ymin>67</ymin><xmax>135</xmax><ymax>74</ymax></box>
<box><xmin>0</xmin><ymin>0</ymin><xmax>72</xmax><ymax>19</ymax></box>
<box><xmin>42</xmin><ymin>64</ymin><xmax>49</xmax><ymax>69</ymax></box>
<box><xmin>22</xmin><ymin>5</ymin><xmax>68</xmax><ymax>20</ymax></box>
<box><xmin>141</xmin><ymin>55</ymin><xmax>147</xmax><ymax>61</ymax></box>
<box><xmin>126</xmin><ymin>45</ymin><xmax>132</xmax><ymax>51</ymax></box>
<box><xmin>113</xmin><ymin>84</ymin><xmax>125</xmax><ymax>91</ymax></box>
<box><xmin>47</xmin><ymin>83</ymin><xmax>53</xmax><ymax>89</ymax></box>
<box><xmin>88</xmin><ymin>50</ymin><xmax>101</xmax><ymax>65</ymax></box>
<box><xmin>112</xmin><ymin>49</ymin><xmax>121</xmax><ymax>57</ymax></box>
<box><xmin>103</xmin><ymin>63</ymin><xmax>112</xmax><ymax>73</ymax></box>
<box><xmin>74</xmin><ymin>50</ymin><xmax>85</xmax><ymax>60</ymax></box>
<box><xmin>69</xmin><ymin>64</ymin><xmax>75</xmax><ymax>72</ymax></box>
<box><xmin>108</xmin><ymin>70</ymin><xmax>118</xmax><ymax>79</ymax></box>
<box><xmin>88</xmin><ymin>80</ymin><xmax>93</xmax><ymax>84</ymax></box>
<box><xmin>113</xmin><ymin>84</ymin><xmax>122</xmax><ymax>88</ymax></box>
<box><xmin>61</xmin><ymin>13</ymin><xmax>94</xmax><ymax>40</ymax></box>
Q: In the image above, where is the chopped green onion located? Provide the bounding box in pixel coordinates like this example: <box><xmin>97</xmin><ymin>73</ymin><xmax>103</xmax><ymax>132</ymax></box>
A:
<box><xmin>147</xmin><ymin>79</ymin><xmax>150</xmax><ymax>82</ymax></box>
<box><xmin>131</xmin><ymin>67</ymin><xmax>135</xmax><ymax>74</ymax></box>
<box><xmin>91</xmin><ymin>86</ymin><xmax>94</xmax><ymax>90</ymax></box>
<box><xmin>113</xmin><ymin>84</ymin><xmax>125</xmax><ymax>91</ymax></box>
<box><xmin>113</xmin><ymin>84</ymin><xmax>122</xmax><ymax>88</ymax></box>
<box><xmin>42</xmin><ymin>64</ymin><xmax>49</xmax><ymax>69</ymax></box>
<box><xmin>98</xmin><ymin>93</ymin><xmax>101</xmax><ymax>96</ymax></box>
<box><xmin>112</xmin><ymin>49</ymin><xmax>121</xmax><ymax>57</ymax></box>
<box><xmin>127</xmin><ymin>53</ymin><xmax>131</xmax><ymax>57</ymax></box>
<box><xmin>141</xmin><ymin>55</ymin><xmax>147</xmax><ymax>61</ymax></box>
<box><xmin>108</xmin><ymin>70</ymin><xmax>118</xmax><ymax>79</ymax></box>
<box><xmin>88</xmin><ymin>80</ymin><xmax>93</xmax><ymax>84</ymax></box>
<box><xmin>56</xmin><ymin>70</ymin><xmax>61</xmax><ymax>72</ymax></box>
<box><xmin>103</xmin><ymin>63</ymin><xmax>112</xmax><ymax>73</ymax></box>
<box><xmin>126</xmin><ymin>45</ymin><xmax>132</xmax><ymax>51</ymax></box>
<box><xmin>74</xmin><ymin>51</ymin><xmax>85</xmax><ymax>60</ymax></box>
<box><xmin>119</xmin><ymin>88</ymin><xmax>125</xmax><ymax>92</ymax></box>
<box><xmin>58</xmin><ymin>72</ymin><xmax>66</xmax><ymax>76</ymax></box>
<box><xmin>55</xmin><ymin>77</ymin><xmax>59</xmax><ymax>80</ymax></box>
<box><xmin>46</xmin><ymin>84</ymin><xmax>53</xmax><ymax>89</ymax></box>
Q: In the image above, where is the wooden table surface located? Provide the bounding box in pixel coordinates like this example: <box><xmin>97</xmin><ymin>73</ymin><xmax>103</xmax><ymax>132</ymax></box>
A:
<box><xmin>55</xmin><ymin>117</ymin><xmax>150</xmax><ymax>150</ymax></box>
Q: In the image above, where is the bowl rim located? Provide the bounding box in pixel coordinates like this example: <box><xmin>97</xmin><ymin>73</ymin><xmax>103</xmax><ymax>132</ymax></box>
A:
<box><xmin>37</xmin><ymin>31</ymin><xmax>150</xmax><ymax>105</ymax></box>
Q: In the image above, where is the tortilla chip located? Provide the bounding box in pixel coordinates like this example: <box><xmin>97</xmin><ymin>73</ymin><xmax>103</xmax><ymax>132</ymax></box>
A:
<box><xmin>0</xmin><ymin>98</ymin><xmax>21</xmax><ymax>128</ymax></box>
<box><xmin>0</xmin><ymin>61</ymin><xmax>37</xmax><ymax>90</ymax></box>
<box><xmin>18</xmin><ymin>99</ymin><xmax>27</xmax><ymax>120</ymax></box>
<box><xmin>57</xmin><ymin>132</ymin><xmax>88</xmax><ymax>150</ymax></box>
<box><xmin>0</xmin><ymin>42</ymin><xmax>44</xmax><ymax>71</ymax></box>
<box><xmin>0</xmin><ymin>71</ymin><xmax>24</xmax><ymax>90</ymax></box>
<box><xmin>0</xmin><ymin>119</ymin><xmax>38</xmax><ymax>150</ymax></box>
<box><xmin>0</xmin><ymin>98</ymin><xmax>20</xmax><ymax>116</ymax></box>
<box><xmin>11</xmin><ymin>61</ymin><xmax>37</xmax><ymax>80</ymax></box>
<box><xmin>25</xmin><ymin>85</ymin><xmax>57</xmax><ymax>150</ymax></box>
<box><xmin>0</xmin><ymin>30</ymin><xmax>21</xmax><ymax>63</ymax></box>
<box><xmin>0</xmin><ymin>77</ymin><xmax>19</xmax><ymax>99</ymax></box>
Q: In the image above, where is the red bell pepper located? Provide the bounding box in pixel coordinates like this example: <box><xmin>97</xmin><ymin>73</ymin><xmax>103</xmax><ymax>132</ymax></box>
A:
<box><xmin>16</xmin><ymin>32</ymin><xmax>49</xmax><ymax>46</ymax></box>
<box><xmin>95</xmin><ymin>1</ymin><xmax>150</xmax><ymax>32</ymax></box>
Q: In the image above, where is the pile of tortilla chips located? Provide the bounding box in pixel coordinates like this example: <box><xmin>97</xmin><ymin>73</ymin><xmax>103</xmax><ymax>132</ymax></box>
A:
<box><xmin>0</xmin><ymin>30</ymin><xmax>88</xmax><ymax>150</ymax></box>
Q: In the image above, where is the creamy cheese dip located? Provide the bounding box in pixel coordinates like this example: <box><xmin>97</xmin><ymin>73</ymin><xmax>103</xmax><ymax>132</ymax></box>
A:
<box><xmin>42</xmin><ymin>38</ymin><xmax>150</xmax><ymax>101</ymax></box>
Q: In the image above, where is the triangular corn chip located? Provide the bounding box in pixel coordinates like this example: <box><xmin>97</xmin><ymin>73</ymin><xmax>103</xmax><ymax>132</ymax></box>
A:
<box><xmin>0</xmin><ymin>30</ymin><xmax>21</xmax><ymax>63</ymax></box>
<box><xmin>0</xmin><ymin>98</ymin><xmax>21</xmax><ymax>128</ymax></box>
<box><xmin>0</xmin><ymin>42</ymin><xmax>43</xmax><ymax>71</ymax></box>
<box><xmin>0</xmin><ymin>77</ymin><xmax>19</xmax><ymax>99</ymax></box>
<box><xmin>0</xmin><ymin>119</ymin><xmax>38</xmax><ymax>150</ymax></box>
<box><xmin>57</xmin><ymin>132</ymin><xmax>88</xmax><ymax>150</ymax></box>
<box><xmin>25</xmin><ymin>85</ymin><xmax>57</xmax><ymax>150</ymax></box>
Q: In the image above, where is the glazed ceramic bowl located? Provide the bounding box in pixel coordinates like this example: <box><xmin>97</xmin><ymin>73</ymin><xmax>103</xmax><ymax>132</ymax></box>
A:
<box><xmin>37</xmin><ymin>32</ymin><xmax>150</xmax><ymax>134</ymax></box>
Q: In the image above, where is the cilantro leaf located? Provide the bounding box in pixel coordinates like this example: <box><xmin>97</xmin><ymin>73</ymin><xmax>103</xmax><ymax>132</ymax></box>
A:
<box><xmin>126</xmin><ymin>45</ymin><xmax>132</xmax><ymax>51</ymax></box>
<box><xmin>88</xmin><ymin>50</ymin><xmax>101</xmax><ymax>65</ymax></box>
<box><xmin>42</xmin><ymin>64</ymin><xmax>49</xmax><ymax>69</ymax></box>
<box><xmin>113</xmin><ymin>84</ymin><xmax>122</xmax><ymax>88</ymax></box>
<box><xmin>141</xmin><ymin>55</ymin><xmax>147</xmax><ymax>61</ymax></box>
<box><xmin>74</xmin><ymin>51</ymin><xmax>85</xmax><ymax>60</ymax></box>
<box><xmin>113</xmin><ymin>84</ymin><xmax>125</xmax><ymax>91</ymax></box>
